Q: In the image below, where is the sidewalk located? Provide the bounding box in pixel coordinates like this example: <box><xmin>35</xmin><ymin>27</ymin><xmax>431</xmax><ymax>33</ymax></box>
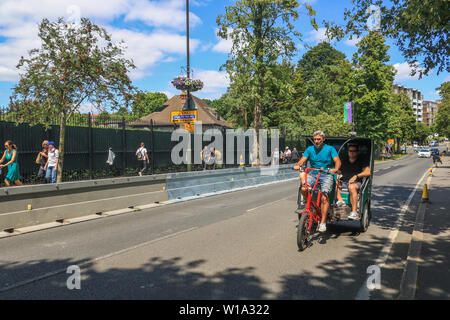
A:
<box><xmin>415</xmin><ymin>154</ymin><xmax>450</xmax><ymax>299</ymax></box>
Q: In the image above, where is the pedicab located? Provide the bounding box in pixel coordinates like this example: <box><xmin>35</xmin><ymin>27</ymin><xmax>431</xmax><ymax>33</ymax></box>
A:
<box><xmin>294</xmin><ymin>136</ymin><xmax>375</xmax><ymax>251</ymax></box>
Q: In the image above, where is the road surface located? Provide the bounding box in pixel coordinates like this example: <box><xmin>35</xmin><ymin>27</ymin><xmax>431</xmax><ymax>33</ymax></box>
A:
<box><xmin>0</xmin><ymin>153</ymin><xmax>438</xmax><ymax>299</ymax></box>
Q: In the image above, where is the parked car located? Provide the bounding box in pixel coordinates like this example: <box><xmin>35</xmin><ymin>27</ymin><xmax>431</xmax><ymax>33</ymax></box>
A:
<box><xmin>418</xmin><ymin>148</ymin><xmax>432</xmax><ymax>158</ymax></box>
<box><xmin>431</xmin><ymin>148</ymin><xmax>440</xmax><ymax>156</ymax></box>
<box><xmin>429</xmin><ymin>141</ymin><xmax>439</xmax><ymax>147</ymax></box>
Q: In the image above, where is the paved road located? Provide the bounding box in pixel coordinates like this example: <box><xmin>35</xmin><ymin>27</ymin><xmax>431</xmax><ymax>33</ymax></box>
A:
<box><xmin>0</xmin><ymin>153</ymin><xmax>436</xmax><ymax>299</ymax></box>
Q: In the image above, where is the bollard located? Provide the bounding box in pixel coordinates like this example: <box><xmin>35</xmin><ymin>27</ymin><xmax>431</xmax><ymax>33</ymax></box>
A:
<box><xmin>422</xmin><ymin>184</ymin><xmax>429</xmax><ymax>202</ymax></box>
<box><xmin>429</xmin><ymin>167</ymin><xmax>433</xmax><ymax>176</ymax></box>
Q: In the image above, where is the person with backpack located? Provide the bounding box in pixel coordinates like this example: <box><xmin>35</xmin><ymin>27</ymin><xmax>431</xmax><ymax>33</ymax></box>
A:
<box><xmin>36</xmin><ymin>140</ymin><xmax>49</xmax><ymax>183</ymax></box>
<box><xmin>136</xmin><ymin>142</ymin><xmax>150</xmax><ymax>176</ymax></box>
<box><xmin>44</xmin><ymin>141</ymin><xmax>59</xmax><ymax>183</ymax></box>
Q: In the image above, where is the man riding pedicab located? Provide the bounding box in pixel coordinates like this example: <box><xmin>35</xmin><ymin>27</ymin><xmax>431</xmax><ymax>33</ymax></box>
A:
<box><xmin>294</xmin><ymin>130</ymin><xmax>341</xmax><ymax>233</ymax></box>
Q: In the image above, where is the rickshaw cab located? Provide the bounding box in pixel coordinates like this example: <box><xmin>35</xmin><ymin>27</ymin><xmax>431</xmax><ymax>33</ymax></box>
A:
<box><xmin>299</xmin><ymin>136</ymin><xmax>374</xmax><ymax>232</ymax></box>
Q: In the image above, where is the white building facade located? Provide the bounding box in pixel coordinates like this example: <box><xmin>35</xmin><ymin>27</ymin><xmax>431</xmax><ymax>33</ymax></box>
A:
<box><xmin>393</xmin><ymin>84</ymin><xmax>424</xmax><ymax>122</ymax></box>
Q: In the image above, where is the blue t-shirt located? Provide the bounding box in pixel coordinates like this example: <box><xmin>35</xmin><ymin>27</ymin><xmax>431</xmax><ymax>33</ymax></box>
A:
<box><xmin>302</xmin><ymin>144</ymin><xmax>338</xmax><ymax>169</ymax></box>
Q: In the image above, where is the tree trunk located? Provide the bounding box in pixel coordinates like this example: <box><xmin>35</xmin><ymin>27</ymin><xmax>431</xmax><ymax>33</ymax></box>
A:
<box><xmin>253</xmin><ymin>96</ymin><xmax>263</xmax><ymax>166</ymax></box>
<box><xmin>57</xmin><ymin>112</ymin><xmax>66</xmax><ymax>183</ymax></box>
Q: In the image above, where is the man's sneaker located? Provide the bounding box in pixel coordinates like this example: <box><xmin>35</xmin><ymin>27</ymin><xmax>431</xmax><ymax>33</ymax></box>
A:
<box><xmin>336</xmin><ymin>200</ymin><xmax>346</xmax><ymax>207</ymax></box>
<box><xmin>348</xmin><ymin>212</ymin><xmax>360</xmax><ymax>220</ymax></box>
<box><xmin>318</xmin><ymin>223</ymin><xmax>327</xmax><ymax>233</ymax></box>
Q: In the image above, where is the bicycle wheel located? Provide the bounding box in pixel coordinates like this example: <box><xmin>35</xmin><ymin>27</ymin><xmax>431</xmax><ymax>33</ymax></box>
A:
<box><xmin>297</xmin><ymin>212</ymin><xmax>311</xmax><ymax>251</ymax></box>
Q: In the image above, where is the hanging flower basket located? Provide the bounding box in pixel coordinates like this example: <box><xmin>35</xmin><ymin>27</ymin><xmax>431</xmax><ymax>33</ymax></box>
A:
<box><xmin>171</xmin><ymin>75</ymin><xmax>204</xmax><ymax>92</ymax></box>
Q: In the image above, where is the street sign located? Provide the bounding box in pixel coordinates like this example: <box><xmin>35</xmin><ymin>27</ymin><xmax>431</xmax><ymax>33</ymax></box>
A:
<box><xmin>185</xmin><ymin>123</ymin><xmax>195</xmax><ymax>132</ymax></box>
<box><xmin>171</xmin><ymin>110</ymin><xmax>197</xmax><ymax>124</ymax></box>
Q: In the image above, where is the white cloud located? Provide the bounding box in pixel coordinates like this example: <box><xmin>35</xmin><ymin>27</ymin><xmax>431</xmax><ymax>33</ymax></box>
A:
<box><xmin>125</xmin><ymin>0</ymin><xmax>201</xmax><ymax>31</ymax></box>
<box><xmin>306</xmin><ymin>28</ymin><xmax>330</xmax><ymax>43</ymax></box>
<box><xmin>212</xmin><ymin>28</ymin><xmax>233</xmax><ymax>54</ymax></box>
<box><xmin>393</xmin><ymin>62</ymin><xmax>423</xmax><ymax>81</ymax></box>
<box><xmin>212</xmin><ymin>38</ymin><xmax>232</xmax><ymax>54</ymax></box>
<box><xmin>195</xmin><ymin>70</ymin><xmax>229</xmax><ymax>93</ymax></box>
<box><xmin>0</xmin><ymin>0</ymin><xmax>203</xmax><ymax>82</ymax></box>
<box><xmin>109</xmin><ymin>27</ymin><xmax>200</xmax><ymax>80</ymax></box>
<box><xmin>345</xmin><ymin>36</ymin><xmax>361</xmax><ymax>47</ymax></box>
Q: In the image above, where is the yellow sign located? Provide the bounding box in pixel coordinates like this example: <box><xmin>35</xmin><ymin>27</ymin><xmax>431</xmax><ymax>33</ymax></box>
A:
<box><xmin>185</xmin><ymin>123</ymin><xmax>195</xmax><ymax>132</ymax></box>
<box><xmin>171</xmin><ymin>110</ymin><xmax>197</xmax><ymax>124</ymax></box>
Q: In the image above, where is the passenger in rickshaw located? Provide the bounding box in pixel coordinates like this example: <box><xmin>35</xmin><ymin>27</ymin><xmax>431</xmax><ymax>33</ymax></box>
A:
<box><xmin>294</xmin><ymin>130</ymin><xmax>341</xmax><ymax>232</ymax></box>
<box><xmin>335</xmin><ymin>144</ymin><xmax>371</xmax><ymax>220</ymax></box>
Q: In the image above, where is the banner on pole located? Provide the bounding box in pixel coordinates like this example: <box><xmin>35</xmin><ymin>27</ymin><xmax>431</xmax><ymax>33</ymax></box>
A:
<box><xmin>344</xmin><ymin>102</ymin><xmax>353</xmax><ymax>124</ymax></box>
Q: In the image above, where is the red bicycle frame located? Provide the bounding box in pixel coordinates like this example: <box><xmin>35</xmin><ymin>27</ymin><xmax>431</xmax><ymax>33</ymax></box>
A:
<box><xmin>301</xmin><ymin>168</ymin><xmax>328</xmax><ymax>232</ymax></box>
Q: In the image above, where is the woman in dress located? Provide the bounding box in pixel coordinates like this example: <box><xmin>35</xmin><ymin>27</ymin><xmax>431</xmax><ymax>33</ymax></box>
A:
<box><xmin>0</xmin><ymin>140</ymin><xmax>23</xmax><ymax>187</ymax></box>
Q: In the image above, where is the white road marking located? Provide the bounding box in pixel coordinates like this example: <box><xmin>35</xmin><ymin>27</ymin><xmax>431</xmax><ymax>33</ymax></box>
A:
<box><xmin>0</xmin><ymin>227</ymin><xmax>198</xmax><ymax>293</ymax></box>
<box><xmin>398</xmin><ymin>175</ymin><xmax>432</xmax><ymax>299</ymax></box>
<box><xmin>355</xmin><ymin>169</ymin><xmax>429</xmax><ymax>300</ymax></box>
<box><xmin>246</xmin><ymin>196</ymin><xmax>292</xmax><ymax>212</ymax></box>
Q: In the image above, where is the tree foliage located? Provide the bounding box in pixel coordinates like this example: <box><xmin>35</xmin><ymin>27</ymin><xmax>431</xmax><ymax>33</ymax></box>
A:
<box><xmin>132</xmin><ymin>91</ymin><xmax>168</xmax><ymax>118</ymax></box>
<box><xmin>352</xmin><ymin>31</ymin><xmax>396</xmax><ymax>144</ymax></box>
<box><xmin>387</xmin><ymin>92</ymin><xmax>416</xmax><ymax>144</ymax></box>
<box><xmin>9</xmin><ymin>18</ymin><xmax>137</xmax><ymax>181</ymax></box>
<box><xmin>325</xmin><ymin>0</ymin><xmax>449</xmax><ymax>77</ymax></box>
<box><xmin>435</xmin><ymin>81</ymin><xmax>450</xmax><ymax>137</ymax></box>
<box><xmin>217</xmin><ymin>0</ymin><xmax>316</xmax><ymax>163</ymax></box>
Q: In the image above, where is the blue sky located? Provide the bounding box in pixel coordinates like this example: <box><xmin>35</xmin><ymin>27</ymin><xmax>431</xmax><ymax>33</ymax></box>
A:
<box><xmin>0</xmin><ymin>0</ymin><xmax>448</xmax><ymax>112</ymax></box>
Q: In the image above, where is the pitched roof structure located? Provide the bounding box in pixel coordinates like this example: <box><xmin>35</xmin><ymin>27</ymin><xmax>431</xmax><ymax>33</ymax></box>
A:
<box><xmin>130</xmin><ymin>94</ymin><xmax>232</xmax><ymax>129</ymax></box>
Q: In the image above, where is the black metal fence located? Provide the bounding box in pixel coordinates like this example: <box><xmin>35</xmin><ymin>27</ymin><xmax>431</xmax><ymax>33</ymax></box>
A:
<box><xmin>0</xmin><ymin>109</ymin><xmax>301</xmax><ymax>186</ymax></box>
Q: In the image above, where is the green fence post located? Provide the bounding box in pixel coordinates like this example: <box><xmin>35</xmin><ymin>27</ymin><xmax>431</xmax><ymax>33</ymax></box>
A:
<box><xmin>150</xmin><ymin>119</ymin><xmax>155</xmax><ymax>174</ymax></box>
<box><xmin>121</xmin><ymin>117</ymin><xmax>126</xmax><ymax>176</ymax></box>
<box><xmin>88</xmin><ymin>113</ymin><xmax>93</xmax><ymax>179</ymax></box>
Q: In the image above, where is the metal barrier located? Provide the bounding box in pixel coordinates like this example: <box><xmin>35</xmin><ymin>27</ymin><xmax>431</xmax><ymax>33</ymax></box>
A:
<box><xmin>0</xmin><ymin>164</ymin><xmax>298</xmax><ymax>233</ymax></box>
<box><xmin>166</xmin><ymin>164</ymin><xmax>298</xmax><ymax>200</ymax></box>
<box><xmin>0</xmin><ymin>174</ymin><xmax>168</xmax><ymax>232</ymax></box>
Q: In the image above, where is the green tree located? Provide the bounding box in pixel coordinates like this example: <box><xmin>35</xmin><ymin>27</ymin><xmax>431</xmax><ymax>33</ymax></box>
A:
<box><xmin>351</xmin><ymin>31</ymin><xmax>396</xmax><ymax>144</ymax></box>
<box><xmin>97</xmin><ymin>110</ymin><xmax>111</xmax><ymax>123</ymax></box>
<box><xmin>435</xmin><ymin>81</ymin><xmax>450</xmax><ymax>137</ymax></box>
<box><xmin>411</xmin><ymin>122</ymin><xmax>431</xmax><ymax>144</ymax></box>
<box><xmin>297</xmin><ymin>41</ymin><xmax>346</xmax><ymax>81</ymax></box>
<box><xmin>217</xmin><ymin>0</ymin><xmax>316</xmax><ymax>164</ymax></box>
<box><xmin>386</xmin><ymin>92</ymin><xmax>416</xmax><ymax>150</ymax></box>
<box><xmin>279</xmin><ymin>42</ymin><xmax>352</xmax><ymax>136</ymax></box>
<box><xmin>132</xmin><ymin>91</ymin><xmax>168</xmax><ymax>118</ymax></box>
<box><xmin>9</xmin><ymin>18</ymin><xmax>136</xmax><ymax>182</ymax></box>
<box><xmin>325</xmin><ymin>0</ymin><xmax>449</xmax><ymax>77</ymax></box>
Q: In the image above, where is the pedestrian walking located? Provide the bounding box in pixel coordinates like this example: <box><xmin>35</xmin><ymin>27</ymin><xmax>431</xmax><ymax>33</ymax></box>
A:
<box><xmin>0</xmin><ymin>140</ymin><xmax>23</xmax><ymax>187</ymax></box>
<box><xmin>136</xmin><ymin>142</ymin><xmax>150</xmax><ymax>176</ymax></box>
<box><xmin>37</xmin><ymin>140</ymin><xmax>49</xmax><ymax>183</ymax></box>
<box><xmin>44</xmin><ymin>141</ymin><xmax>59</xmax><ymax>184</ymax></box>
<box><xmin>285</xmin><ymin>146</ymin><xmax>292</xmax><ymax>163</ymax></box>
<box><xmin>206</xmin><ymin>147</ymin><xmax>216</xmax><ymax>170</ymax></box>
<box><xmin>291</xmin><ymin>147</ymin><xmax>300</xmax><ymax>163</ymax></box>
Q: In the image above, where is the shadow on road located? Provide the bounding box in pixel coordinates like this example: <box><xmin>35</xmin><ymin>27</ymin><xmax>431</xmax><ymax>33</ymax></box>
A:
<box><xmin>0</xmin><ymin>183</ymin><xmax>447</xmax><ymax>300</ymax></box>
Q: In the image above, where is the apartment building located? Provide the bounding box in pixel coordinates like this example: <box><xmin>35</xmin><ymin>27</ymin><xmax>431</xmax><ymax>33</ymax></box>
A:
<box><xmin>393</xmin><ymin>84</ymin><xmax>424</xmax><ymax>122</ymax></box>
<box><xmin>423</xmin><ymin>101</ymin><xmax>439</xmax><ymax>126</ymax></box>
